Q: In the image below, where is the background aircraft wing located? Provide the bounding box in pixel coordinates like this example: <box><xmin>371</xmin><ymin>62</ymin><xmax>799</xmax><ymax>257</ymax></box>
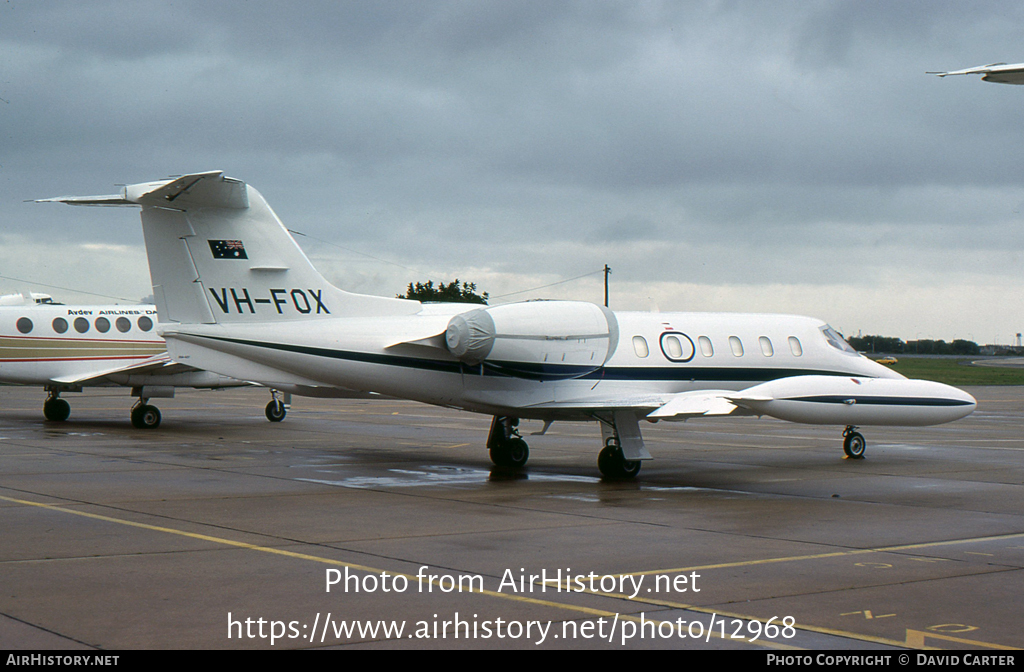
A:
<box><xmin>48</xmin><ymin>354</ymin><xmax>223</xmax><ymax>386</ymax></box>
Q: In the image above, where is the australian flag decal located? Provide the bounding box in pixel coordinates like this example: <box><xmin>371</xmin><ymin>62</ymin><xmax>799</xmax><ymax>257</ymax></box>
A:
<box><xmin>209</xmin><ymin>240</ymin><xmax>248</xmax><ymax>259</ymax></box>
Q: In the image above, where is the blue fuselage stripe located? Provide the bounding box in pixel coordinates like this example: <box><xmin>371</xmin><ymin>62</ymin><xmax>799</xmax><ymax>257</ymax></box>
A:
<box><xmin>191</xmin><ymin>335</ymin><xmax>868</xmax><ymax>384</ymax></box>
<box><xmin>782</xmin><ymin>395</ymin><xmax>973</xmax><ymax>407</ymax></box>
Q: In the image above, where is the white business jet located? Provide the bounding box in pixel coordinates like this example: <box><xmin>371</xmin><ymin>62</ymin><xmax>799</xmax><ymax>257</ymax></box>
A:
<box><xmin>40</xmin><ymin>172</ymin><xmax>976</xmax><ymax>477</ymax></box>
<box><xmin>0</xmin><ymin>294</ymin><xmax>290</xmax><ymax>428</ymax></box>
<box><xmin>928</xmin><ymin>62</ymin><xmax>1024</xmax><ymax>84</ymax></box>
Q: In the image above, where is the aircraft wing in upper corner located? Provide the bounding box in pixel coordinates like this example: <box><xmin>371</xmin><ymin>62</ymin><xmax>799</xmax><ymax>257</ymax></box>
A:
<box><xmin>929</xmin><ymin>62</ymin><xmax>1024</xmax><ymax>84</ymax></box>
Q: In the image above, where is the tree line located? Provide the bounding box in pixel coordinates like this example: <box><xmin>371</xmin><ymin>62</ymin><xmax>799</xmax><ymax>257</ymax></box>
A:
<box><xmin>846</xmin><ymin>335</ymin><xmax>979</xmax><ymax>356</ymax></box>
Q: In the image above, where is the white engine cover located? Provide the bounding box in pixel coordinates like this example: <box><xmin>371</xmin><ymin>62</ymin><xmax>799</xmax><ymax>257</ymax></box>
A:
<box><xmin>445</xmin><ymin>301</ymin><xmax>618</xmax><ymax>372</ymax></box>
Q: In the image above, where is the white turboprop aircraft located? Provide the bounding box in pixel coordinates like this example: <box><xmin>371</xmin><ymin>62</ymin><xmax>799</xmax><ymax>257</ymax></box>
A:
<box><xmin>41</xmin><ymin>172</ymin><xmax>976</xmax><ymax>477</ymax></box>
<box><xmin>928</xmin><ymin>62</ymin><xmax>1024</xmax><ymax>84</ymax></box>
<box><xmin>0</xmin><ymin>293</ymin><xmax>290</xmax><ymax>428</ymax></box>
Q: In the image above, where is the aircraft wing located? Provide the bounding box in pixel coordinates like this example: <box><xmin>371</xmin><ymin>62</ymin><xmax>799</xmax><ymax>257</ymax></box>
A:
<box><xmin>49</xmin><ymin>354</ymin><xmax>189</xmax><ymax>385</ymax></box>
<box><xmin>929</xmin><ymin>62</ymin><xmax>1024</xmax><ymax>84</ymax></box>
<box><xmin>525</xmin><ymin>389</ymin><xmax>755</xmax><ymax>420</ymax></box>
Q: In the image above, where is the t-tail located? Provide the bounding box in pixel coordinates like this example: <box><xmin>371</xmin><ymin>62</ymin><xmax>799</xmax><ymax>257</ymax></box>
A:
<box><xmin>41</xmin><ymin>171</ymin><xmax>419</xmax><ymax>324</ymax></box>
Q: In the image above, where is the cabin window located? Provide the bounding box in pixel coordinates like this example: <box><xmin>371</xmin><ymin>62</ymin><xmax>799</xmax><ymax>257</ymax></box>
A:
<box><xmin>788</xmin><ymin>336</ymin><xmax>803</xmax><ymax>356</ymax></box>
<box><xmin>632</xmin><ymin>336</ymin><xmax>649</xmax><ymax>358</ymax></box>
<box><xmin>95</xmin><ymin>317</ymin><xmax>110</xmax><ymax>333</ymax></box>
<box><xmin>74</xmin><ymin>317</ymin><xmax>89</xmax><ymax>333</ymax></box>
<box><xmin>138</xmin><ymin>316</ymin><xmax>153</xmax><ymax>332</ymax></box>
<box><xmin>660</xmin><ymin>332</ymin><xmax>695</xmax><ymax>362</ymax></box>
<box><xmin>16</xmin><ymin>317</ymin><xmax>33</xmax><ymax>334</ymax></box>
<box><xmin>698</xmin><ymin>335</ymin><xmax>713</xmax><ymax>357</ymax></box>
<box><xmin>729</xmin><ymin>336</ymin><xmax>744</xmax><ymax>357</ymax></box>
<box><xmin>116</xmin><ymin>317</ymin><xmax>131</xmax><ymax>333</ymax></box>
<box><xmin>52</xmin><ymin>318</ymin><xmax>68</xmax><ymax>334</ymax></box>
<box><xmin>759</xmin><ymin>336</ymin><xmax>774</xmax><ymax>357</ymax></box>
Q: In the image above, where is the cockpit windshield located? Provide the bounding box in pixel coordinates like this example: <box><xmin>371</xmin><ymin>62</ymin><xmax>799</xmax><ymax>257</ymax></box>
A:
<box><xmin>821</xmin><ymin>325</ymin><xmax>858</xmax><ymax>354</ymax></box>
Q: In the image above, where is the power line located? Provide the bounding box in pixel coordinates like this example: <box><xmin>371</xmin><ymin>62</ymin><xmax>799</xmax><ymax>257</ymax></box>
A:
<box><xmin>490</xmin><ymin>269</ymin><xmax>606</xmax><ymax>300</ymax></box>
<box><xmin>0</xmin><ymin>273</ymin><xmax>138</xmax><ymax>302</ymax></box>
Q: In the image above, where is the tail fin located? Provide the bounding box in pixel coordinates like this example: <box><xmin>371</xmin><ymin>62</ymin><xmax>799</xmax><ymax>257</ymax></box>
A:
<box><xmin>44</xmin><ymin>171</ymin><xmax>419</xmax><ymax>324</ymax></box>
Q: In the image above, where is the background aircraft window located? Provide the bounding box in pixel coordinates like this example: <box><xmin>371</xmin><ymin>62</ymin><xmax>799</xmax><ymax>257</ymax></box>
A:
<box><xmin>729</xmin><ymin>336</ymin><xmax>744</xmax><ymax>356</ymax></box>
<box><xmin>632</xmin><ymin>335</ymin><xmax>649</xmax><ymax>358</ymax></box>
<box><xmin>699</xmin><ymin>335</ymin><xmax>713</xmax><ymax>357</ymax></box>
<box><xmin>95</xmin><ymin>317</ymin><xmax>110</xmax><ymax>333</ymax></box>
<box><xmin>759</xmin><ymin>336</ymin><xmax>774</xmax><ymax>357</ymax></box>
<box><xmin>138</xmin><ymin>316</ymin><xmax>153</xmax><ymax>331</ymax></box>
<box><xmin>16</xmin><ymin>317</ymin><xmax>33</xmax><ymax>334</ymax></box>
<box><xmin>52</xmin><ymin>318</ymin><xmax>68</xmax><ymax>334</ymax></box>
<box><xmin>74</xmin><ymin>317</ymin><xmax>89</xmax><ymax>333</ymax></box>
<box><xmin>116</xmin><ymin>317</ymin><xmax>131</xmax><ymax>333</ymax></box>
<box><xmin>788</xmin><ymin>336</ymin><xmax>803</xmax><ymax>356</ymax></box>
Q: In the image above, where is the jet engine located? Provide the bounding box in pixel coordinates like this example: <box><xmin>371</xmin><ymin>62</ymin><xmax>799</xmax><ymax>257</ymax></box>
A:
<box><xmin>444</xmin><ymin>301</ymin><xmax>619</xmax><ymax>377</ymax></box>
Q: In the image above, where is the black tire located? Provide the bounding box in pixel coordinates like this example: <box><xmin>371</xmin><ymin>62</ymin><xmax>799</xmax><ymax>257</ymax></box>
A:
<box><xmin>266</xmin><ymin>399</ymin><xmax>287</xmax><ymax>422</ymax></box>
<box><xmin>490</xmin><ymin>437</ymin><xmax>529</xmax><ymax>468</ymax></box>
<box><xmin>131</xmin><ymin>404</ymin><xmax>161</xmax><ymax>429</ymax></box>
<box><xmin>598</xmin><ymin>443</ymin><xmax>641</xmax><ymax>479</ymax></box>
<box><xmin>43</xmin><ymin>398</ymin><xmax>71</xmax><ymax>422</ymax></box>
<box><xmin>843</xmin><ymin>431</ymin><xmax>866</xmax><ymax>459</ymax></box>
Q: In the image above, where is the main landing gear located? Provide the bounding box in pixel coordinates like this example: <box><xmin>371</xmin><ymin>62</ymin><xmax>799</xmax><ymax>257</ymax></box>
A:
<box><xmin>43</xmin><ymin>390</ymin><xmax>71</xmax><ymax>422</ymax></box>
<box><xmin>598</xmin><ymin>440</ymin><xmax>641</xmax><ymax>479</ymax></box>
<box><xmin>596</xmin><ymin>411</ymin><xmax>650</xmax><ymax>480</ymax></box>
<box><xmin>843</xmin><ymin>425</ymin><xmax>866</xmax><ymax>459</ymax></box>
<box><xmin>487</xmin><ymin>416</ymin><xmax>529</xmax><ymax>468</ymax></box>
<box><xmin>131</xmin><ymin>399</ymin><xmax>162</xmax><ymax>429</ymax></box>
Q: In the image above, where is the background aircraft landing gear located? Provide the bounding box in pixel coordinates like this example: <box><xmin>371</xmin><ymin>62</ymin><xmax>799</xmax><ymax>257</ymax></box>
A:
<box><xmin>131</xmin><ymin>401</ymin><xmax>161</xmax><ymax>429</ymax></box>
<box><xmin>265</xmin><ymin>390</ymin><xmax>289</xmax><ymax>422</ymax></box>
<box><xmin>487</xmin><ymin>416</ymin><xmax>529</xmax><ymax>468</ymax></box>
<box><xmin>43</xmin><ymin>390</ymin><xmax>71</xmax><ymax>422</ymax></box>
<box><xmin>598</xmin><ymin>440</ymin><xmax>641</xmax><ymax>479</ymax></box>
<box><xmin>843</xmin><ymin>426</ymin><xmax>865</xmax><ymax>459</ymax></box>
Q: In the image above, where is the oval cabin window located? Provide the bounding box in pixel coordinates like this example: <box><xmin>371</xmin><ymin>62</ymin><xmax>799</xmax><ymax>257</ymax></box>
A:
<box><xmin>632</xmin><ymin>336</ymin><xmax>649</xmax><ymax>358</ymax></box>
<box><xmin>729</xmin><ymin>336</ymin><xmax>744</xmax><ymax>357</ymax></box>
<box><xmin>759</xmin><ymin>336</ymin><xmax>774</xmax><ymax>357</ymax></box>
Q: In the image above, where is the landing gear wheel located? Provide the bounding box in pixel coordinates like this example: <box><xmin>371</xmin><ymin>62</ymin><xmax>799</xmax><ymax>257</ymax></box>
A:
<box><xmin>598</xmin><ymin>442</ymin><xmax>641</xmax><ymax>479</ymax></box>
<box><xmin>490</xmin><ymin>437</ymin><xmax>529</xmax><ymax>468</ymax></box>
<box><xmin>265</xmin><ymin>399</ymin><xmax>287</xmax><ymax>422</ymax></box>
<box><xmin>43</xmin><ymin>398</ymin><xmax>71</xmax><ymax>422</ymax></box>
<box><xmin>131</xmin><ymin>404</ymin><xmax>161</xmax><ymax>429</ymax></box>
<box><xmin>843</xmin><ymin>427</ymin><xmax>865</xmax><ymax>459</ymax></box>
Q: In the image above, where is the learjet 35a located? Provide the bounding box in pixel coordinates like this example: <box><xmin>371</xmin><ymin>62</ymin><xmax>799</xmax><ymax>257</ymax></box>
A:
<box><xmin>41</xmin><ymin>172</ymin><xmax>976</xmax><ymax>477</ymax></box>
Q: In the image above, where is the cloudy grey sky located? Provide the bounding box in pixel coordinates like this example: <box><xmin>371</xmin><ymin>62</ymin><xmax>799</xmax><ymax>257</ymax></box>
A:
<box><xmin>2</xmin><ymin>1</ymin><xmax>1022</xmax><ymax>343</ymax></box>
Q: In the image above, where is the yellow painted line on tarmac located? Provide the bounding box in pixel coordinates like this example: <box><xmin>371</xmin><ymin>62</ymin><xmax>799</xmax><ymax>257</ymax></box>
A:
<box><xmin>0</xmin><ymin>493</ymin><xmax>795</xmax><ymax>648</ymax></box>
<box><xmin>622</xmin><ymin>531</ymin><xmax>1024</xmax><ymax>577</ymax></box>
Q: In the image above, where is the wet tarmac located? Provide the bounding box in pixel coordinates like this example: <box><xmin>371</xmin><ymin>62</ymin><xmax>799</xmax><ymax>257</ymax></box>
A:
<box><xmin>1</xmin><ymin>385</ymin><xmax>1022</xmax><ymax>650</ymax></box>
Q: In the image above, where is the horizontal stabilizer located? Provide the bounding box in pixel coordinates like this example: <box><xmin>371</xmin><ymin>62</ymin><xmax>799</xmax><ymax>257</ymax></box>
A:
<box><xmin>38</xmin><ymin>171</ymin><xmax>248</xmax><ymax>210</ymax></box>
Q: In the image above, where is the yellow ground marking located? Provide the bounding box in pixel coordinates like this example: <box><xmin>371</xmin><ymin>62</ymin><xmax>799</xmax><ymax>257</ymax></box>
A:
<box><xmin>621</xmin><ymin>531</ymin><xmax>1024</xmax><ymax>577</ymax></box>
<box><xmin>528</xmin><ymin>531</ymin><xmax>1024</xmax><ymax>649</ymax></box>
<box><xmin>906</xmin><ymin>629</ymin><xmax>1016</xmax><ymax>650</ymax></box>
<box><xmin>0</xmin><ymin>493</ymin><xmax>796</xmax><ymax>649</ymax></box>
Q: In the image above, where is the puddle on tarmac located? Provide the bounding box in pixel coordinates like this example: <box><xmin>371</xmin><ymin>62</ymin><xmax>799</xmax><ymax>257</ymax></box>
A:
<box><xmin>295</xmin><ymin>464</ymin><xmax>601</xmax><ymax>489</ymax></box>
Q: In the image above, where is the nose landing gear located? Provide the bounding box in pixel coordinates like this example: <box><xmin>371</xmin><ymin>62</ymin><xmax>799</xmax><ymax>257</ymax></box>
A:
<box><xmin>843</xmin><ymin>426</ymin><xmax>866</xmax><ymax>459</ymax></box>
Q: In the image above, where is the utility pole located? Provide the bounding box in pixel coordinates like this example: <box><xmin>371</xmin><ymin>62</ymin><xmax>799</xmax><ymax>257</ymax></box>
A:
<box><xmin>603</xmin><ymin>264</ymin><xmax>611</xmax><ymax>307</ymax></box>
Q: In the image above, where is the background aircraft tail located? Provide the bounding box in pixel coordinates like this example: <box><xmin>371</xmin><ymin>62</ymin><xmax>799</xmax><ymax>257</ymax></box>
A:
<box><xmin>46</xmin><ymin>171</ymin><xmax>419</xmax><ymax>324</ymax></box>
